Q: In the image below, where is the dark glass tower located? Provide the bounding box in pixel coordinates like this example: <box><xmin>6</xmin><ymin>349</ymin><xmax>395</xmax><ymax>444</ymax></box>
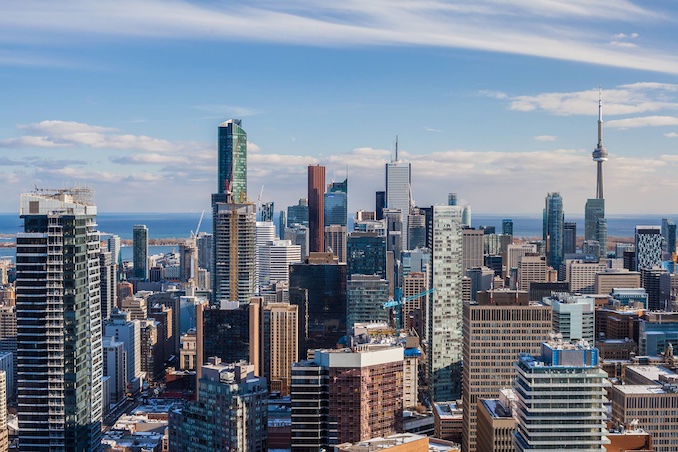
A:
<box><xmin>132</xmin><ymin>224</ymin><xmax>149</xmax><ymax>280</ymax></box>
<box><xmin>307</xmin><ymin>165</ymin><xmax>325</xmax><ymax>253</ymax></box>
<box><xmin>543</xmin><ymin>192</ymin><xmax>564</xmax><ymax>270</ymax></box>
<box><xmin>17</xmin><ymin>189</ymin><xmax>103</xmax><ymax>451</ymax></box>
<box><xmin>218</xmin><ymin>119</ymin><xmax>247</xmax><ymax>201</ymax></box>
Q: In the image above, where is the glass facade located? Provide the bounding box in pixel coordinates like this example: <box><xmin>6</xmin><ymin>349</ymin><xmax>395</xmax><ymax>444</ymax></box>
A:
<box><xmin>544</xmin><ymin>193</ymin><xmax>564</xmax><ymax>270</ymax></box>
<box><xmin>218</xmin><ymin>119</ymin><xmax>247</xmax><ymax>201</ymax></box>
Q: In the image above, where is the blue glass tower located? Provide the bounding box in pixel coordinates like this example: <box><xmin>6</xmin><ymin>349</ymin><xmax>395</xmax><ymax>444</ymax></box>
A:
<box><xmin>218</xmin><ymin>119</ymin><xmax>247</xmax><ymax>201</ymax></box>
<box><xmin>543</xmin><ymin>193</ymin><xmax>564</xmax><ymax>270</ymax></box>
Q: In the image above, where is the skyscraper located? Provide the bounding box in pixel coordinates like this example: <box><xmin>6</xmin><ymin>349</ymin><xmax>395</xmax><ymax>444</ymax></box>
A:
<box><xmin>217</xmin><ymin>119</ymin><xmax>247</xmax><ymax>200</ymax></box>
<box><xmin>133</xmin><ymin>224</ymin><xmax>149</xmax><ymax>280</ymax></box>
<box><xmin>17</xmin><ymin>188</ymin><xmax>103</xmax><ymax>451</ymax></box>
<box><xmin>212</xmin><ymin>201</ymin><xmax>256</xmax><ymax>304</ymax></box>
<box><xmin>501</xmin><ymin>219</ymin><xmax>513</xmax><ymax>237</ymax></box>
<box><xmin>386</xmin><ymin>157</ymin><xmax>411</xmax><ymax>249</ymax></box>
<box><xmin>513</xmin><ymin>341</ymin><xmax>609</xmax><ymax>452</ymax></box>
<box><xmin>662</xmin><ymin>218</ymin><xmax>676</xmax><ymax>258</ymax></box>
<box><xmin>429</xmin><ymin>205</ymin><xmax>464</xmax><ymax>402</ymax></box>
<box><xmin>324</xmin><ymin>179</ymin><xmax>347</xmax><ymax>227</ymax></box>
<box><xmin>592</xmin><ymin>90</ymin><xmax>608</xmax><ymax>200</ymax></box>
<box><xmin>563</xmin><ymin>221</ymin><xmax>577</xmax><ymax>255</ymax></box>
<box><xmin>462</xmin><ymin>290</ymin><xmax>552</xmax><ymax>452</ymax></box>
<box><xmin>543</xmin><ymin>193</ymin><xmax>564</xmax><ymax>270</ymax></box>
<box><xmin>308</xmin><ymin>165</ymin><xmax>325</xmax><ymax>253</ymax></box>
<box><xmin>635</xmin><ymin>226</ymin><xmax>662</xmax><ymax>271</ymax></box>
<box><xmin>585</xmin><ymin>93</ymin><xmax>608</xmax><ymax>258</ymax></box>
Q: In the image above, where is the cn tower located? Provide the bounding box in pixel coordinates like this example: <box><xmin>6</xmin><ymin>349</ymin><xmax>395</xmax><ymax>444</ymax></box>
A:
<box><xmin>592</xmin><ymin>90</ymin><xmax>608</xmax><ymax>199</ymax></box>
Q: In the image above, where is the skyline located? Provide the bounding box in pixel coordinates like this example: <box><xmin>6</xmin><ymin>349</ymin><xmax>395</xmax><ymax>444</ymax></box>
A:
<box><xmin>2</xmin><ymin>1</ymin><xmax>678</xmax><ymax>214</ymax></box>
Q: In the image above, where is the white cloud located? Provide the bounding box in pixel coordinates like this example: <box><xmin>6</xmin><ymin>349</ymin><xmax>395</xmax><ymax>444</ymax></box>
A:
<box><xmin>502</xmin><ymin>83</ymin><xmax>678</xmax><ymax>116</ymax></box>
<box><xmin>1</xmin><ymin>1</ymin><xmax>677</xmax><ymax>75</ymax></box>
<box><xmin>664</xmin><ymin>132</ymin><xmax>678</xmax><ymax>138</ymax></box>
<box><xmin>534</xmin><ymin>135</ymin><xmax>557</xmax><ymax>141</ymax></box>
<box><xmin>606</xmin><ymin>116</ymin><xmax>678</xmax><ymax>128</ymax></box>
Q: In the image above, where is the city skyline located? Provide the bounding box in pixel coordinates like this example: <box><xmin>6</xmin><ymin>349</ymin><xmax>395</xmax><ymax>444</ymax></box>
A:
<box><xmin>2</xmin><ymin>2</ymin><xmax>678</xmax><ymax>214</ymax></box>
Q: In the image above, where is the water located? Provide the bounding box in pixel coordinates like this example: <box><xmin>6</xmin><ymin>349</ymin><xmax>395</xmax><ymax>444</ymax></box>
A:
<box><xmin>0</xmin><ymin>212</ymin><xmax>674</xmax><ymax>263</ymax></box>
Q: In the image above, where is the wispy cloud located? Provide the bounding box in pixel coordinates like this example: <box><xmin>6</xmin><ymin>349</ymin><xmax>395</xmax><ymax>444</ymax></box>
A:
<box><xmin>487</xmin><ymin>82</ymin><xmax>678</xmax><ymax>116</ymax></box>
<box><xmin>664</xmin><ymin>132</ymin><xmax>678</xmax><ymax>138</ymax></box>
<box><xmin>1</xmin><ymin>1</ymin><xmax>677</xmax><ymax>74</ymax></box>
<box><xmin>534</xmin><ymin>135</ymin><xmax>557</xmax><ymax>141</ymax></box>
<box><xmin>606</xmin><ymin>116</ymin><xmax>678</xmax><ymax>128</ymax></box>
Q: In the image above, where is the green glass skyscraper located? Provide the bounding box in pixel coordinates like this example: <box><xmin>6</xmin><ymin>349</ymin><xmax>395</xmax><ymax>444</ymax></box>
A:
<box><xmin>218</xmin><ymin>119</ymin><xmax>247</xmax><ymax>201</ymax></box>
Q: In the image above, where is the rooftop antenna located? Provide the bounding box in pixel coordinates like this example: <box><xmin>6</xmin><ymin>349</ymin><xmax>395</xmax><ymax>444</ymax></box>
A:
<box><xmin>395</xmin><ymin>135</ymin><xmax>399</xmax><ymax>162</ymax></box>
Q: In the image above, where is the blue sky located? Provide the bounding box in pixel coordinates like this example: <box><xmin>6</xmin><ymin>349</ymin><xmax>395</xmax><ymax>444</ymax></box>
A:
<box><xmin>1</xmin><ymin>1</ymin><xmax>678</xmax><ymax>215</ymax></box>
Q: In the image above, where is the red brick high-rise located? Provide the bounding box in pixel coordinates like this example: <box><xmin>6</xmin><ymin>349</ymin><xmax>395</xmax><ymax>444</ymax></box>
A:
<box><xmin>308</xmin><ymin>165</ymin><xmax>325</xmax><ymax>253</ymax></box>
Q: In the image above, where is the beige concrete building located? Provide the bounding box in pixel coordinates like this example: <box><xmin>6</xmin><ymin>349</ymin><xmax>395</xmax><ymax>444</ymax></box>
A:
<box><xmin>433</xmin><ymin>402</ymin><xmax>463</xmax><ymax>444</ymax></box>
<box><xmin>610</xmin><ymin>383</ymin><xmax>678</xmax><ymax>452</ymax></box>
<box><xmin>518</xmin><ymin>254</ymin><xmax>548</xmax><ymax>291</ymax></box>
<box><xmin>476</xmin><ymin>390</ymin><xmax>516</xmax><ymax>452</ymax></box>
<box><xmin>402</xmin><ymin>272</ymin><xmax>428</xmax><ymax>338</ymax></box>
<box><xmin>506</xmin><ymin>244</ymin><xmax>538</xmax><ymax>274</ymax></box>
<box><xmin>462</xmin><ymin>229</ymin><xmax>484</xmax><ymax>273</ymax></box>
<box><xmin>595</xmin><ymin>269</ymin><xmax>642</xmax><ymax>295</ymax></box>
<box><xmin>567</xmin><ymin>260</ymin><xmax>607</xmax><ymax>294</ymax></box>
<box><xmin>461</xmin><ymin>290</ymin><xmax>552</xmax><ymax>452</ymax></box>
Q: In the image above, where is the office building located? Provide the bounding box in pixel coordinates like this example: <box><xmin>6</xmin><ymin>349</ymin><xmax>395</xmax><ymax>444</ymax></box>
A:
<box><xmin>16</xmin><ymin>188</ymin><xmax>103</xmax><ymax>451</ymax></box>
<box><xmin>133</xmin><ymin>224</ymin><xmax>149</xmax><ymax>280</ymax></box>
<box><xmin>289</xmin><ymin>253</ymin><xmax>347</xmax><ymax>353</ymax></box>
<box><xmin>287</xmin><ymin>198</ymin><xmax>309</xmax><ymax>227</ymax></box>
<box><xmin>212</xmin><ymin>200</ymin><xmax>256</xmax><ymax>304</ymax></box>
<box><xmin>375</xmin><ymin>190</ymin><xmax>386</xmax><ymax>220</ymax></box>
<box><xmin>543</xmin><ymin>294</ymin><xmax>595</xmax><ymax>343</ymax></box>
<box><xmin>585</xmin><ymin>198</ymin><xmax>605</xmax><ymax>242</ymax></box>
<box><xmin>462</xmin><ymin>228</ymin><xmax>484</xmax><ymax>273</ymax></box>
<box><xmin>0</xmin><ymin>371</ymin><xmax>6</xmax><ymax>451</ymax></box>
<box><xmin>217</xmin><ymin>119</ymin><xmax>247</xmax><ymax>200</ymax></box>
<box><xmin>202</xmin><ymin>303</ymin><xmax>253</xmax><ymax>365</ymax></box>
<box><xmin>563</xmin><ymin>221</ymin><xmax>577</xmax><ymax>254</ymax></box>
<box><xmin>639</xmin><ymin>311</ymin><xmax>678</xmax><ymax>356</ymax></box>
<box><xmin>251</xmin><ymin>299</ymin><xmax>298</xmax><ymax>396</ymax></box>
<box><xmin>635</xmin><ymin>226</ymin><xmax>662</xmax><ymax>271</ymax></box>
<box><xmin>465</xmin><ymin>267</ymin><xmax>495</xmax><ymax>302</ymax></box>
<box><xmin>502</xmin><ymin>219</ymin><xmax>513</xmax><ymax>237</ymax></box>
<box><xmin>324</xmin><ymin>225</ymin><xmax>347</xmax><ymax>262</ymax></box>
<box><xmin>105</xmin><ymin>310</ymin><xmax>142</xmax><ymax>395</ymax></box>
<box><xmin>518</xmin><ymin>254</ymin><xmax>548</xmax><ymax>292</ymax></box>
<box><xmin>543</xmin><ymin>192</ymin><xmax>564</xmax><ymax>269</ymax></box>
<box><xmin>383</xmin><ymin>208</ymin><xmax>404</xmax><ymax>262</ymax></box>
<box><xmin>290</xmin><ymin>346</ymin><xmax>403</xmax><ymax>450</ymax></box>
<box><xmin>568</xmin><ymin>260</ymin><xmax>607</xmax><ymax>294</ymax></box>
<box><xmin>428</xmin><ymin>205</ymin><xmax>463</xmax><ymax>402</ymax></box>
<box><xmin>513</xmin><ymin>341</ymin><xmax>609</xmax><ymax>452</ymax></box>
<box><xmin>258</xmin><ymin>239</ymin><xmax>301</xmax><ymax>288</ymax></box>
<box><xmin>284</xmin><ymin>224</ymin><xmax>309</xmax><ymax>259</ymax></box>
<box><xmin>402</xmin><ymin>272</ymin><xmax>428</xmax><ymax>338</ymax></box>
<box><xmin>347</xmin><ymin>232</ymin><xmax>386</xmax><ymax>279</ymax></box>
<box><xmin>103</xmin><ymin>336</ymin><xmax>126</xmax><ymax>405</ymax></box>
<box><xmin>386</xmin><ymin>157</ymin><xmax>411</xmax><ymax>249</ymax></box>
<box><xmin>610</xmin><ymin>373</ymin><xmax>678</xmax><ymax>452</ymax></box>
<box><xmin>462</xmin><ymin>290</ymin><xmax>552</xmax><ymax>452</ymax></box>
<box><xmin>308</xmin><ymin>165</ymin><xmax>325</xmax><ymax>253</ymax></box>
<box><xmin>324</xmin><ymin>179</ymin><xmax>347</xmax><ymax>227</ymax></box>
<box><xmin>100</xmin><ymin>249</ymin><xmax>116</xmax><ymax>321</ymax></box>
<box><xmin>476</xmin><ymin>390</ymin><xmax>516</xmax><ymax>452</ymax></box>
<box><xmin>347</xmin><ymin>275</ymin><xmax>390</xmax><ymax>329</ymax></box>
<box><xmin>506</xmin><ymin>244</ymin><xmax>538</xmax><ymax>275</ymax></box>
<box><xmin>408</xmin><ymin>209</ymin><xmax>427</xmax><ymax>249</ymax></box>
<box><xmin>662</xmin><ymin>218</ymin><xmax>676</xmax><ymax>258</ymax></box>
<box><xmin>170</xmin><ymin>360</ymin><xmax>268</xmax><ymax>452</ymax></box>
<box><xmin>595</xmin><ymin>269</ymin><xmax>641</xmax><ymax>295</ymax></box>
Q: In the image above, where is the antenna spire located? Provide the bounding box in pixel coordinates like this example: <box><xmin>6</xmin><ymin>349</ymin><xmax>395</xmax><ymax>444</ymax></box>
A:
<box><xmin>395</xmin><ymin>135</ymin><xmax>399</xmax><ymax>162</ymax></box>
<box><xmin>597</xmin><ymin>87</ymin><xmax>603</xmax><ymax>148</ymax></box>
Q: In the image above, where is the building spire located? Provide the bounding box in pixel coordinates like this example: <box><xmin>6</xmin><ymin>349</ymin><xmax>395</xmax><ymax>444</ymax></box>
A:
<box><xmin>592</xmin><ymin>87</ymin><xmax>608</xmax><ymax>200</ymax></box>
<box><xmin>597</xmin><ymin>86</ymin><xmax>603</xmax><ymax>149</ymax></box>
<box><xmin>395</xmin><ymin>135</ymin><xmax>399</xmax><ymax>162</ymax></box>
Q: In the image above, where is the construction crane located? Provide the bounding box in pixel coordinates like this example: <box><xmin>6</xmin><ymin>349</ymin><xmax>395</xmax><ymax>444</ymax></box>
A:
<box><xmin>190</xmin><ymin>210</ymin><xmax>206</xmax><ymax>239</ymax></box>
<box><xmin>383</xmin><ymin>288</ymin><xmax>435</xmax><ymax>309</ymax></box>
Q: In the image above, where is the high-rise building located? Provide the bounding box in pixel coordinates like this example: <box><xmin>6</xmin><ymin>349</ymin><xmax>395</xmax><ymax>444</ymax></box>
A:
<box><xmin>287</xmin><ymin>198</ymin><xmax>309</xmax><ymax>227</ymax></box>
<box><xmin>102</xmin><ymin>336</ymin><xmax>126</xmax><ymax>405</ymax></box>
<box><xmin>375</xmin><ymin>190</ymin><xmax>386</xmax><ymax>220</ymax></box>
<box><xmin>429</xmin><ymin>205</ymin><xmax>463</xmax><ymax>402</ymax></box>
<box><xmin>324</xmin><ymin>225</ymin><xmax>347</xmax><ymax>263</ymax></box>
<box><xmin>662</xmin><ymin>218</ymin><xmax>676</xmax><ymax>258</ymax></box>
<box><xmin>133</xmin><ymin>224</ymin><xmax>149</xmax><ymax>280</ymax></box>
<box><xmin>407</xmin><ymin>209</ymin><xmax>427</xmax><ymax>249</ymax></box>
<box><xmin>346</xmin><ymin>275</ymin><xmax>390</xmax><ymax>329</ymax></box>
<box><xmin>402</xmin><ymin>271</ymin><xmax>428</xmax><ymax>338</ymax></box>
<box><xmin>476</xmin><ymin>390</ymin><xmax>516</xmax><ymax>452</ymax></box>
<box><xmin>100</xmin><ymin>249</ymin><xmax>116</xmax><ymax>321</ymax></box>
<box><xmin>308</xmin><ymin>165</ymin><xmax>326</xmax><ymax>253</ymax></box>
<box><xmin>518</xmin><ymin>254</ymin><xmax>548</xmax><ymax>292</ymax></box>
<box><xmin>543</xmin><ymin>294</ymin><xmax>595</xmax><ymax>343</ymax></box>
<box><xmin>462</xmin><ymin>290</ymin><xmax>552</xmax><ymax>452</ymax></box>
<box><xmin>108</xmin><ymin>234</ymin><xmax>121</xmax><ymax>267</ymax></box>
<box><xmin>105</xmin><ymin>310</ymin><xmax>142</xmax><ymax>395</ymax></box>
<box><xmin>290</xmin><ymin>346</ymin><xmax>403</xmax><ymax>450</ymax></box>
<box><xmin>212</xmin><ymin>201</ymin><xmax>256</xmax><ymax>304</ymax></box>
<box><xmin>635</xmin><ymin>226</ymin><xmax>662</xmax><ymax>271</ymax></box>
<box><xmin>585</xmin><ymin>198</ymin><xmax>605</xmax><ymax>241</ymax></box>
<box><xmin>501</xmin><ymin>219</ymin><xmax>513</xmax><ymax>237</ymax></box>
<box><xmin>289</xmin><ymin>253</ymin><xmax>347</xmax><ymax>354</ymax></box>
<box><xmin>543</xmin><ymin>192</ymin><xmax>564</xmax><ymax>270</ymax></box>
<box><xmin>196</xmin><ymin>232</ymin><xmax>213</xmax><ymax>272</ymax></box>
<box><xmin>250</xmin><ymin>299</ymin><xmax>298</xmax><ymax>396</ymax></box>
<box><xmin>217</xmin><ymin>119</ymin><xmax>247</xmax><ymax>200</ymax></box>
<box><xmin>0</xmin><ymin>370</ymin><xmax>7</xmax><ymax>451</ymax></box>
<box><xmin>386</xmin><ymin>158</ymin><xmax>411</xmax><ymax>249</ymax></box>
<box><xmin>324</xmin><ymin>179</ymin><xmax>347</xmax><ymax>227</ymax></box>
<box><xmin>448</xmin><ymin>193</ymin><xmax>458</xmax><ymax>206</ymax></box>
<box><xmin>513</xmin><ymin>341</ymin><xmax>609</xmax><ymax>452</ymax></box>
<box><xmin>260</xmin><ymin>201</ymin><xmax>274</xmax><ymax>222</ymax></box>
<box><xmin>462</xmin><ymin>228</ymin><xmax>484</xmax><ymax>273</ymax></box>
<box><xmin>258</xmin><ymin>239</ymin><xmax>301</xmax><ymax>288</ymax></box>
<box><xmin>592</xmin><ymin>91</ymin><xmax>608</xmax><ymax>200</ymax></box>
<box><xmin>170</xmin><ymin>360</ymin><xmax>268</xmax><ymax>451</ymax></box>
<box><xmin>17</xmin><ymin>188</ymin><xmax>103</xmax><ymax>451</ymax></box>
<box><xmin>563</xmin><ymin>221</ymin><xmax>577</xmax><ymax>255</ymax></box>
<box><xmin>347</xmin><ymin>232</ymin><xmax>386</xmax><ymax>279</ymax></box>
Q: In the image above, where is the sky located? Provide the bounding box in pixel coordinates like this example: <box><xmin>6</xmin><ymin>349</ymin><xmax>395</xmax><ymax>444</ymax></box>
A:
<box><xmin>1</xmin><ymin>1</ymin><xmax>678</xmax><ymax>216</ymax></box>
